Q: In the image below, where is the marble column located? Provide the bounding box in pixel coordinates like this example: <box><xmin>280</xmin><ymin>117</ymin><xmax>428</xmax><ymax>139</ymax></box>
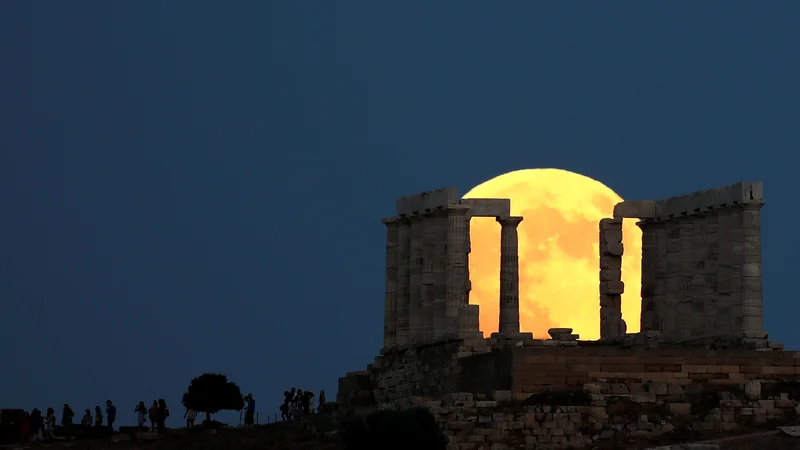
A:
<box><xmin>497</xmin><ymin>216</ymin><xmax>523</xmax><ymax>335</ymax></box>
<box><xmin>432</xmin><ymin>210</ymin><xmax>450</xmax><ymax>341</ymax></box>
<box><xmin>381</xmin><ymin>218</ymin><xmax>399</xmax><ymax>351</ymax></box>
<box><xmin>599</xmin><ymin>218</ymin><xmax>625</xmax><ymax>339</ymax></box>
<box><xmin>408</xmin><ymin>215</ymin><xmax>424</xmax><ymax>343</ymax></box>
<box><xmin>637</xmin><ymin>220</ymin><xmax>657</xmax><ymax>333</ymax></box>
<box><xmin>741</xmin><ymin>202</ymin><xmax>766</xmax><ymax>337</ymax></box>
<box><xmin>420</xmin><ymin>213</ymin><xmax>437</xmax><ymax>342</ymax></box>
<box><xmin>446</xmin><ymin>205</ymin><xmax>471</xmax><ymax>337</ymax></box>
<box><xmin>395</xmin><ymin>217</ymin><xmax>411</xmax><ymax>348</ymax></box>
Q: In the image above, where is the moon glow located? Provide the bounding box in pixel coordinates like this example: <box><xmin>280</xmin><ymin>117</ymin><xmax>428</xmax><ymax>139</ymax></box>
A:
<box><xmin>463</xmin><ymin>168</ymin><xmax>642</xmax><ymax>340</ymax></box>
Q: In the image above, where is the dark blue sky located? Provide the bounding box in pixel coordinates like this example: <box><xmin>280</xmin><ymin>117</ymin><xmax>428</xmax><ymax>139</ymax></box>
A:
<box><xmin>1</xmin><ymin>2</ymin><xmax>798</xmax><ymax>424</ymax></box>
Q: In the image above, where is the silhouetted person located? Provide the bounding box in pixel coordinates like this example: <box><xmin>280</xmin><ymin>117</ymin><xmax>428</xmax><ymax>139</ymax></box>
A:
<box><xmin>244</xmin><ymin>394</ymin><xmax>255</xmax><ymax>426</ymax></box>
<box><xmin>157</xmin><ymin>399</ymin><xmax>169</xmax><ymax>431</ymax></box>
<box><xmin>81</xmin><ymin>409</ymin><xmax>92</xmax><ymax>427</ymax></box>
<box><xmin>184</xmin><ymin>406</ymin><xmax>197</xmax><ymax>429</ymax></box>
<box><xmin>307</xmin><ymin>391</ymin><xmax>315</xmax><ymax>414</ymax></box>
<box><xmin>62</xmin><ymin>403</ymin><xmax>75</xmax><ymax>439</ymax></box>
<box><xmin>94</xmin><ymin>406</ymin><xmax>103</xmax><ymax>428</ymax></box>
<box><xmin>135</xmin><ymin>401</ymin><xmax>147</xmax><ymax>430</ymax></box>
<box><xmin>106</xmin><ymin>400</ymin><xmax>117</xmax><ymax>432</ymax></box>
<box><xmin>300</xmin><ymin>391</ymin><xmax>310</xmax><ymax>416</ymax></box>
<box><xmin>44</xmin><ymin>407</ymin><xmax>57</xmax><ymax>440</ymax></box>
<box><xmin>30</xmin><ymin>408</ymin><xmax>43</xmax><ymax>442</ymax></box>
<box><xmin>318</xmin><ymin>390</ymin><xmax>326</xmax><ymax>412</ymax></box>
<box><xmin>293</xmin><ymin>389</ymin><xmax>303</xmax><ymax>417</ymax></box>
<box><xmin>280</xmin><ymin>391</ymin><xmax>291</xmax><ymax>421</ymax></box>
<box><xmin>148</xmin><ymin>400</ymin><xmax>159</xmax><ymax>431</ymax></box>
<box><xmin>21</xmin><ymin>412</ymin><xmax>31</xmax><ymax>445</ymax></box>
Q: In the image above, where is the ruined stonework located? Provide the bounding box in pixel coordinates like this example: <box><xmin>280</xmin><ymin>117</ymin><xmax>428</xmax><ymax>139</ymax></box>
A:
<box><xmin>599</xmin><ymin>218</ymin><xmax>626</xmax><ymax>339</ymax></box>
<box><xmin>382</xmin><ymin>188</ymin><xmax>533</xmax><ymax>353</ymax></box>
<box><xmin>336</xmin><ymin>180</ymin><xmax>786</xmax><ymax>450</ymax></box>
<box><xmin>609</xmin><ymin>181</ymin><xmax>766</xmax><ymax>341</ymax></box>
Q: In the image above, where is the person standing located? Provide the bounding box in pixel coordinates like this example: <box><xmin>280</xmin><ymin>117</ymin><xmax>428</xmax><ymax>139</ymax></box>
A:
<box><xmin>148</xmin><ymin>400</ymin><xmax>159</xmax><ymax>431</ymax></box>
<box><xmin>30</xmin><ymin>409</ymin><xmax>43</xmax><ymax>442</ymax></box>
<box><xmin>94</xmin><ymin>406</ymin><xmax>103</xmax><ymax>428</ymax></box>
<box><xmin>244</xmin><ymin>394</ymin><xmax>255</xmax><ymax>426</ymax></box>
<box><xmin>157</xmin><ymin>399</ymin><xmax>169</xmax><ymax>431</ymax></box>
<box><xmin>20</xmin><ymin>412</ymin><xmax>31</xmax><ymax>445</ymax></box>
<box><xmin>81</xmin><ymin>409</ymin><xmax>93</xmax><ymax>427</ymax></box>
<box><xmin>62</xmin><ymin>404</ymin><xmax>75</xmax><ymax>439</ymax></box>
<box><xmin>44</xmin><ymin>408</ymin><xmax>57</xmax><ymax>440</ymax></box>
<box><xmin>106</xmin><ymin>400</ymin><xmax>117</xmax><ymax>432</ymax></box>
<box><xmin>184</xmin><ymin>407</ymin><xmax>197</xmax><ymax>429</ymax></box>
<box><xmin>135</xmin><ymin>401</ymin><xmax>147</xmax><ymax>430</ymax></box>
<box><xmin>318</xmin><ymin>390</ymin><xmax>326</xmax><ymax>413</ymax></box>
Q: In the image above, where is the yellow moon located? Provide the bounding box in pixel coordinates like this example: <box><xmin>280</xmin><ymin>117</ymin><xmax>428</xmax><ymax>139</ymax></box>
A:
<box><xmin>463</xmin><ymin>168</ymin><xmax>641</xmax><ymax>340</ymax></box>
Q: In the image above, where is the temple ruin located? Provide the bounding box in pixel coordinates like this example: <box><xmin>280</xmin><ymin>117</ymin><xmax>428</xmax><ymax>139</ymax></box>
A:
<box><xmin>601</xmin><ymin>181</ymin><xmax>766</xmax><ymax>341</ymax></box>
<box><xmin>381</xmin><ymin>188</ymin><xmax>532</xmax><ymax>352</ymax></box>
<box><xmin>336</xmin><ymin>180</ymin><xmax>788</xmax><ymax>450</ymax></box>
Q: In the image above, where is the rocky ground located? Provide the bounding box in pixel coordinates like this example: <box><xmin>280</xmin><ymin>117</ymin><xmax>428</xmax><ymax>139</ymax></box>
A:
<box><xmin>3</xmin><ymin>421</ymin><xmax>800</xmax><ymax>450</ymax></box>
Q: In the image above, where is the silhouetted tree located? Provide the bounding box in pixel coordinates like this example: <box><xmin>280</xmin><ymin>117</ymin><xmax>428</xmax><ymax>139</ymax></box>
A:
<box><xmin>181</xmin><ymin>373</ymin><xmax>244</xmax><ymax>422</ymax></box>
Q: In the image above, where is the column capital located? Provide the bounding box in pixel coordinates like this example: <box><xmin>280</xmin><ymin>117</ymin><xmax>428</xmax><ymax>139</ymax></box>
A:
<box><xmin>446</xmin><ymin>204</ymin><xmax>471</xmax><ymax>216</ymax></box>
<box><xmin>497</xmin><ymin>216</ymin><xmax>524</xmax><ymax>227</ymax></box>
<box><xmin>381</xmin><ymin>217</ymin><xmax>401</xmax><ymax>227</ymax></box>
<box><xmin>741</xmin><ymin>201</ymin><xmax>766</xmax><ymax>211</ymax></box>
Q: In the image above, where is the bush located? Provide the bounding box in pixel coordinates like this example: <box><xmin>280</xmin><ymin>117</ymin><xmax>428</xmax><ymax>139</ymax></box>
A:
<box><xmin>341</xmin><ymin>407</ymin><xmax>446</xmax><ymax>450</ymax></box>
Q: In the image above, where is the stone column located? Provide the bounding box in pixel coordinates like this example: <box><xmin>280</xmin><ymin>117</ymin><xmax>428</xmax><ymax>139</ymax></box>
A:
<box><xmin>741</xmin><ymin>202</ymin><xmax>766</xmax><ymax>337</ymax></box>
<box><xmin>446</xmin><ymin>205</ymin><xmax>471</xmax><ymax>337</ymax></box>
<box><xmin>395</xmin><ymin>217</ymin><xmax>411</xmax><ymax>348</ymax></box>
<box><xmin>381</xmin><ymin>218</ymin><xmax>399</xmax><ymax>351</ymax></box>
<box><xmin>497</xmin><ymin>216</ymin><xmax>523</xmax><ymax>335</ymax></box>
<box><xmin>408</xmin><ymin>215</ymin><xmax>424</xmax><ymax>343</ymax></box>
<box><xmin>420</xmin><ymin>213</ymin><xmax>437</xmax><ymax>342</ymax></box>
<box><xmin>432</xmin><ymin>210</ymin><xmax>450</xmax><ymax>341</ymax></box>
<box><xmin>637</xmin><ymin>221</ymin><xmax>657</xmax><ymax>333</ymax></box>
<box><xmin>599</xmin><ymin>218</ymin><xmax>625</xmax><ymax>339</ymax></box>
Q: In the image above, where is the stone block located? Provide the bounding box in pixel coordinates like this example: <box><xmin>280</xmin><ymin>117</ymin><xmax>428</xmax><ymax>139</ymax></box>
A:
<box><xmin>600</xmin><ymin>281</ymin><xmax>625</xmax><ymax>295</ymax></box>
<box><xmin>653</xmin><ymin>181</ymin><xmax>764</xmax><ymax>218</ymax></box>
<box><xmin>668</xmin><ymin>402</ymin><xmax>692</xmax><ymax>417</ymax></box>
<box><xmin>599</xmin><ymin>217</ymin><xmax>622</xmax><ymax>230</ymax></box>
<box><xmin>599</xmin><ymin>268</ymin><xmax>621</xmax><ymax>281</ymax></box>
<box><xmin>613</xmin><ymin>200</ymin><xmax>656</xmax><ymax>219</ymax></box>
<box><xmin>600</xmin><ymin>255</ymin><xmax>622</xmax><ymax>269</ymax></box>
<box><xmin>396</xmin><ymin>187</ymin><xmax>459</xmax><ymax>215</ymax></box>
<box><xmin>547</xmin><ymin>328</ymin><xmax>573</xmax><ymax>338</ymax></box>
<box><xmin>459</xmin><ymin>198</ymin><xmax>511</xmax><ymax>217</ymax></box>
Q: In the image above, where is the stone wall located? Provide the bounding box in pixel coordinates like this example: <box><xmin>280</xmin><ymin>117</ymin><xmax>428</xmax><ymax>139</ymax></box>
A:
<box><xmin>612</xmin><ymin>181</ymin><xmax>766</xmax><ymax>341</ymax></box>
<box><xmin>395</xmin><ymin>378</ymin><xmax>800</xmax><ymax>450</ymax></box>
<box><xmin>512</xmin><ymin>346</ymin><xmax>796</xmax><ymax>396</ymax></box>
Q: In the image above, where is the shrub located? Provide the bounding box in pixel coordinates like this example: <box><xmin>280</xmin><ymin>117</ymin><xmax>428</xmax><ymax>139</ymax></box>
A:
<box><xmin>341</xmin><ymin>407</ymin><xmax>446</xmax><ymax>450</ymax></box>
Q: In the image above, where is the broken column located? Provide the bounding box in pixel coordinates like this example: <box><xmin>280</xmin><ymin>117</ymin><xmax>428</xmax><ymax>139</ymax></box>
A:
<box><xmin>446</xmin><ymin>205</ymin><xmax>471</xmax><ymax>337</ymax></box>
<box><xmin>497</xmin><ymin>216</ymin><xmax>524</xmax><ymax>335</ymax></box>
<box><xmin>395</xmin><ymin>217</ymin><xmax>411</xmax><ymax>348</ymax></box>
<box><xmin>381</xmin><ymin>218</ymin><xmax>399</xmax><ymax>351</ymax></box>
<box><xmin>599</xmin><ymin>218</ymin><xmax>626</xmax><ymax>339</ymax></box>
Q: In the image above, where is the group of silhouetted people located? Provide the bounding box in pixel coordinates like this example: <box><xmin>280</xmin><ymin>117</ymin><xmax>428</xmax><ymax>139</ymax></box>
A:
<box><xmin>135</xmin><ymin>399</ymin><xmax>170</xmax><ymax>431</ymax></box>
<box><xmin>20</xmin><ymin>400</ymin><xmax>117</xmax><ymax>443</ymax></box>
<box><xmin>279</xmin><ymin>388</ymin><xmax>325</xmax><ymax>421</ymax></box>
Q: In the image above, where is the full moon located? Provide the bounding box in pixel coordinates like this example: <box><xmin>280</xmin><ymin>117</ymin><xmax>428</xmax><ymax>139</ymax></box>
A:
<box><xmin>463</xmin><ymin>168</ymin><xmax>642</xmax><ymax>340</ymax></box>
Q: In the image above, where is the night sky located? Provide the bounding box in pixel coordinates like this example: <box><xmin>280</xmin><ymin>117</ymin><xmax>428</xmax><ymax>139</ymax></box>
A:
<box><xmin>1</xmin><ymin>1</ymin><xmax>798</xmax><ymax>425</ymax></box>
